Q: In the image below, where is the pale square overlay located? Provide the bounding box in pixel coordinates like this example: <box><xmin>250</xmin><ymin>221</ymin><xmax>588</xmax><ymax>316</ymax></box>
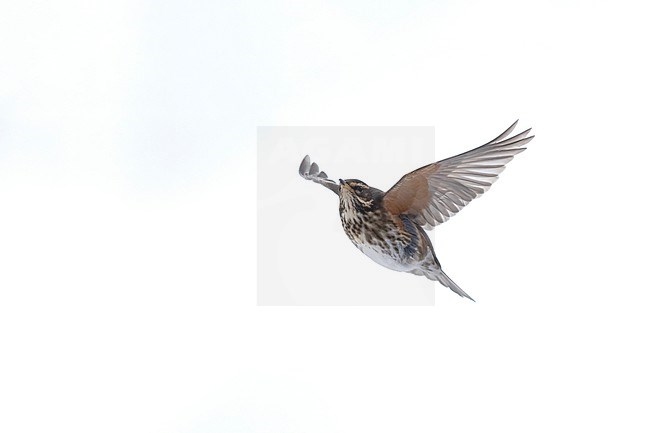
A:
<box><xmin>258</xmin><ymin>126</ymin><xmax>435</xmax><ymax>305</ymax></box>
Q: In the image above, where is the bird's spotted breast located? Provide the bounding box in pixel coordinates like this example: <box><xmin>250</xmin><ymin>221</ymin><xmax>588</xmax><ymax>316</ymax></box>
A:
<box><xmin>339</xmin><ymin>206</ymin><xmax>421</xmax><ymax>272</ymax></box>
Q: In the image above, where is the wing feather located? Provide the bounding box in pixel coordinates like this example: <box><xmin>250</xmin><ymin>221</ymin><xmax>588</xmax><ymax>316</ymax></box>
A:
<box><xmin>383</xmin><ymin>121</ymin><xmax>534</xmax><ymax>229</ymax></box>
<box><xmin>298</xmin><ymin>155</ymin><xmax>340</xmax><ymax>195</ymax></box>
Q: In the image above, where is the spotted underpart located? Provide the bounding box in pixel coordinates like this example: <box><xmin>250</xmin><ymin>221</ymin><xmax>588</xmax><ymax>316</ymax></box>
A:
<box><xmin>339</xmin><ymin>179</ymin><xmax>430</xmax><ymax>272</ymax></box>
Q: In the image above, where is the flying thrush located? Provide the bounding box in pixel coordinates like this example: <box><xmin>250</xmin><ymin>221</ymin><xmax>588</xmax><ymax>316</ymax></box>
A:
<box><xmin>298</xmin><ymin>120</ymin><xmax>534</xmax><ymax>301</ymax></box>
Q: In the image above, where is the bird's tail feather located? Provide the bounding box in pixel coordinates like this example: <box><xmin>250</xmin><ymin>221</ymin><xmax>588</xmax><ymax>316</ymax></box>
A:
<box><xmin>430</xmin><ymin>269</ymin><xmax>475</xmax><ymax>302</ymax></box>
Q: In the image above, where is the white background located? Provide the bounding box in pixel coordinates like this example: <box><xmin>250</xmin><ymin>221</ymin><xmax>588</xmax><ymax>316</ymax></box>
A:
<box><xmin>1</xmin><ymin>1</ymin><xmax>649</xmax><ymax>432</ymax></box>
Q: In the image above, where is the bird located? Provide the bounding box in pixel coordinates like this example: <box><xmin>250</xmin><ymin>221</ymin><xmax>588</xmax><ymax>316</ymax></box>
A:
<box><xmin>298</xmin><ymin>120</ymin><xmax>534</xmax><ymax>301</ymax></box>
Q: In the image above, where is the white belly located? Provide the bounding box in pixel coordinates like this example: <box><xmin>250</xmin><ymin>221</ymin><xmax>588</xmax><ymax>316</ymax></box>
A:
<box><xmin>356</xmin><ymin>242</ymin><xmax>416</xmax><ymax>272</ymax></box>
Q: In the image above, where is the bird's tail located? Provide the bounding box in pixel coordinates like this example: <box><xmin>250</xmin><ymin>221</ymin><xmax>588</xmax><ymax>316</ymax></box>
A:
<box><xmin>427</xmin><ymin>269</ymin><xmax>475</xmax><ymax>302</ymax></box>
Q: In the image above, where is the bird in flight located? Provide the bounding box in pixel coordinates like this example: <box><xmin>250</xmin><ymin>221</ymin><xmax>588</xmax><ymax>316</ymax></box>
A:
<box><xmin>299</xmin><ymin>120</ymin><xmax>534</xmax><ymax>301</ymax></box>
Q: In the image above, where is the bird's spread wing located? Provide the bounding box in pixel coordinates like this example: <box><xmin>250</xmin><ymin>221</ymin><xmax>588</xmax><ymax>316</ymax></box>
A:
<box><xmin>299</xmin><ymin>155</ymin><xmax>340</xmax><ymax>195</ymax></box>
<box><xmin>383</xmin><ymin>120</ymin><xmax>534</xmax><ymax>229</ymax></box>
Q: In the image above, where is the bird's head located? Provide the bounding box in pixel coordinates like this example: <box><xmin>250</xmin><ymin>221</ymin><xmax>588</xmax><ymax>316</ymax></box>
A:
<box><xmin>339</xmin><ymin>179</ymin><xmax>382</xmax><ymax>213</ymax></box>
